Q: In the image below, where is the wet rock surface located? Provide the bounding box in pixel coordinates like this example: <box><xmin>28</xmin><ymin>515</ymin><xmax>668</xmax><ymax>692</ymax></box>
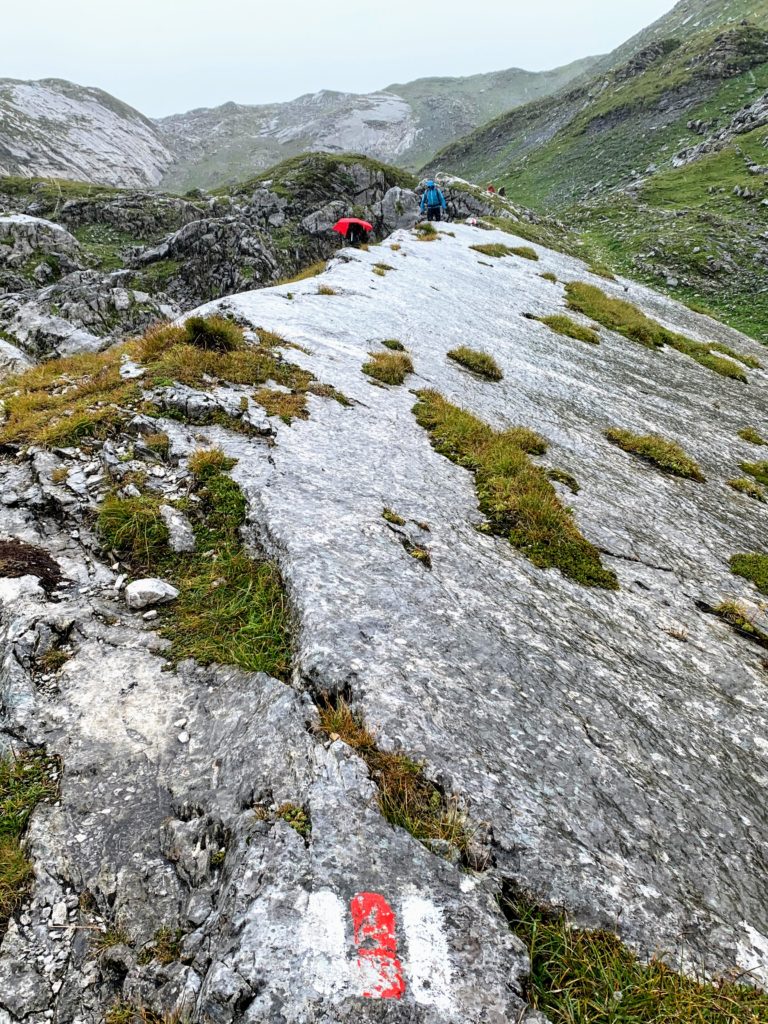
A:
<box><xmin>0</xmin><ymin>158</ymin><xmax>419</xmax><ymax>371</ymax></box>
<box><xmin>1</xmin><ymin>219</ymin><xmax>767</xmax><ymax>1020</ymax></box>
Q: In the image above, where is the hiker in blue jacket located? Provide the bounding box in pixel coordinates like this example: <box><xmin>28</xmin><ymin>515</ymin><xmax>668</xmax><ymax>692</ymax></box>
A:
<box><xmin>420</xmin><ymin>180</ymin><xmax>447</xmax><ymax>222</ymax></box>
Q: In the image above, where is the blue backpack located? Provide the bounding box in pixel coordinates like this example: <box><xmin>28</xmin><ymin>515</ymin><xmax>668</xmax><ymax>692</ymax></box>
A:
<box><xmin>426</xmin><ymin>185</ymin><xmax>441</xmax><ymax>208</ymax></box>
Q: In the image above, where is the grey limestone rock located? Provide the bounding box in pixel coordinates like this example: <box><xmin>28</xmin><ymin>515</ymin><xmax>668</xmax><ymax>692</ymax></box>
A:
<box><xmin>124</xmin><ymin>578</ymin><xmax>179</xmax><ymax>610</ymax></box>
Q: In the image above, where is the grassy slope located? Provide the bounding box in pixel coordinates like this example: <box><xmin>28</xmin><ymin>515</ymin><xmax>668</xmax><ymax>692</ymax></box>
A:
<box><xmin>429</xmin><ymin>10</ymin><xmax>768</xmax><ymax>342</ymax></box>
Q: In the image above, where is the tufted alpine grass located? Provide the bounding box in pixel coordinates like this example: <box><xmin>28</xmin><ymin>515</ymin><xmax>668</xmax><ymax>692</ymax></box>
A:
<box><xmin>447</xmin><ymin>346</ymin><xmax>503</xmax><ymax>381</ymax></box>
<box><xmin>0</xmin><ymin>751</ymin><xmax>59</xmax><ymax>937</ymax></box>
<box><xmin>471</xmin><ymin>242</ymin><xmax>539</xmax><ymax>261</ymax></box>
<box><xmin>738</xmin><ymin>427</ymin><xmax>766</xmax><ymax>446</ymax></box>
<box><xmin>740</xmin><ymin>461</ymin><xmax>768</xmax><ymax>488</ymax></box>
<box><xmin>362</xmin><ymin>350</ymin><xmax>414</xmax><ymax>385</ymax></box>
<box><xmin>317</xmin><ymin>697</ymin><xmax>475</xmax><ymax>859</ymax></box>
<box><xmin>0</xmin><ymin>317</ymin><xmax>346</xmax><ymax>448</ymax></box>
<box><xmin>713</xmin><ymin>600</ymin><xmax>768</xmax><ymax>648</ymax></box>
<box><xmin>98</xmin><ymin>448</ymin><xmax>292</xmax><ymax>679</ymax></box>
<box><xmin>503</xmin><ymin>887</ymin><xmax>768</xmax><ymax>1024</ymax></box>
<box><xmin>606</xmin><ymin>429</ymin><xmax>705</xmax><ymax>481</ymax></box>
<box><xmin>539</xmin><ymin>314</ymin><xmax>600</xmax><ymax>345</ymax></box>
<box><xmin>565</xmin><ymin>282</ymin><xmax>759</xmax><ymax>381</ymax></box>
<box><xmin>728</xmin><ymin>478</ymin><xmax>766</xmax><ymax>502</ymax></box>
<box><xmin>413</xmin><ymin>390</ymin><xmax>617</xmax><ymax>589</ymax></box>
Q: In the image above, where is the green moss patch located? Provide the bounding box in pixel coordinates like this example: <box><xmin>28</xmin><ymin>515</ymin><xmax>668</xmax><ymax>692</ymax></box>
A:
<box><xmin>383</xmin><ymin>508</ymin><xmax>406</xmax><ymax>526</ymax></box>
<box><xmin>730</xmin><ymin>553</ymin><xmax>768</xmax><ymax>595</ymax></box>
<box><xmin>362</xmin><ymin>351</ymin><xmax>413</xmax><ymax>385</ymax></box>
<box><xmin>738</xmin><ymin>427</ymin><xmax>766</xmax><ymax>446</ymax></box>
<box><xmin>413</xmin><ymin>389</ymin><xmax>617</xmax><ymax>589</ymax></box>
<box><xmin>540</xmin><ymin>272</ymin><xmax>558</xmax><ymax>283</ymax></box>
<box><xmin>728</xmin><ymin>477</ymin><xmax>766</xmax><ymax>502</ymax></box>
<box><xmin>539</xmin><ymin>315</ymin><xmax>600</xmax><ymax>345</ymax></box>
<box><xmin>741</xmin><ymin>461</ymin><xmax>768</xmax><ymax>487</ymax></box>
<box><xmin>447</xmin><ymin>347</ymin><xmax>503</xmax><ymax>381</ymax></box>
<box><xmin>605</xmin><ymin>429</ymin><xmax>705</xmax><ymax>481</ymax></box>
<box><xmin>381</xmin><ymin>338</ymin><xmax>405</xmax><ymax>351</ymax></box>
<box><xmin>503</xmin><ymin>887</ymin><xmax>768</xmax><ymax>1024</ymax></box>
<box><xmin>565</xmin><ymin>282</ymin><xmax>756</xmax><ymax>381</ymax></box>
<box><xmin>1</xmin><ymin>751</ymin><xmax>59</xmax><ymax>936</ymax></box>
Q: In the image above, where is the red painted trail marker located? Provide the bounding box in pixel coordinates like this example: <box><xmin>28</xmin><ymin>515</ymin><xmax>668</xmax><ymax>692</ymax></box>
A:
<box><xmin>350</xmin><ymin>892</ymin><xmax>405</xmax><ymax>999</ymax></box>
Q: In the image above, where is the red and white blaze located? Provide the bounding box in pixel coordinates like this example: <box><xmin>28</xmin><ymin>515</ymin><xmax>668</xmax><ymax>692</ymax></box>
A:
<box><xmin>350</xmin><ymin>892</ymin><xmax>406</xmax><ymax>999</ymax></box>
<box><xmin>303</xmin><ymin>887</ymin><xmax>455</xmax><ymax>1009</ymax></box>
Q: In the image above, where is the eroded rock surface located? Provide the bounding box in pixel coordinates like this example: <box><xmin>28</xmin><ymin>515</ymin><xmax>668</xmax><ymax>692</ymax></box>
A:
<box><xmin>1</xmin><ymin>218</ymin><xmax>767</xmax><ymax>1021</ymax></box>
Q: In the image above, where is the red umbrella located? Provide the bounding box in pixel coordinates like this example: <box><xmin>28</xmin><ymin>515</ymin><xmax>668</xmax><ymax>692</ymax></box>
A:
<box><xmin>333</xmin><ymin>217</ymin><xmax>373</xmax><ymax>237</ymax></box>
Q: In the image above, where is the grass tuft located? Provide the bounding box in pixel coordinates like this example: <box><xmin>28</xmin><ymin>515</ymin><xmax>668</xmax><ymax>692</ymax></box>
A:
<box><xmin>318</xmin><ymin>698</ymin><xmax>473</xmax><ymax>856</ymax></box>
<box><xmin>97</xmin><ymin>495</ymin><xmax>169</xmax><ymax>568</ymax></box>
<box><xmin>137</xmin><ymin>926</ymin><xmax>184</xmax><ymax>966</ymax></box>
<box><xmin>540</xmin><ymin>272</ymin><xmax>558</xmax><ymax>283</ymax></box>
<box><xmin>728</xmin><ymin>478</ymin><xmax>766</xmax><ymax>502</ymax></box>
<box><xmin>188</xmin><ymin>447</ymin><xmax>236</xmax><ymax>479</ymax></box>
<box><xmin>99</xmin><ymin>449</ymin><xmax>292</xmax><ymax>680</ymax></box>
<box><xmin>362</xmin><ymin>351</ymin><xmax>414</xmax><ymax>385</ymax></box>
<box><xmin>413</xmin><ymin>390</ymin><xmax>617</xmax><ymax>589</ymax></box>
<box><xmin>471</xmin><ymin>243</ymin><xmax>512</xmax><ymax>258</ymax></box>
<box><xmin>1</xmin><ymin>751</ymin><xmax>59</xmax><ymax>936</ymax></box>
<box><xmin>276</xmin><ymin>260</ymin><xmax>327</xmax><ymax>286</ymax></box>
<box><xmin>713</xmin><ymin>600</ymin><xmax>768</xmax><ymax>648</ymax></box>
<box><xmin>447</xmin><ymin>347</ymin><xmax>503</xmax><ymax>381</ymax></box>
<box><xmin>254</xmin><ymin>387</ymin><xmax>308</xmax><ymax>423</ymax></box>
<box><xmin>738</xmin><ymin>427</ymin><xmax>766</xmax><ymax>446</ymax></box>
<box><xmin>540</xmin><ymin>315</ymin><xmax>600</xmax><ymax>345</ymax></box>
<box><xmin>730</xmin><ymin>553</ymin><xmax>768</xmax><ymax>595</ymax></box>
<box><xmin>606</xmin><ymin>429</ymin><xmax>704</xmax><ymax>481</ymax></box>
<box><xmin>317</xmin><ymin>284</ymin><xmax>337</xmax><ymax>295</ymax></box>
<box><xmin>471</xmin><ymin>242</ymin><xmax>539</xmax><ymax>260</ymax></box>
<box><xmin>566</xmin><ymin>282</ymin><xmax>753</xmax><ymax>381</ymax></box>
<box><xmin>503</xmin><ymin>888</ymin><xmax>768</xmax><ymax>1024</ymax></box>
<box><xmin>741</xmin><ymin>461</ymin><xmax>768</xmax><ymax>488</ymax></box>
<box><xmin>383</xmin><ymin>507</ymin><xmax>406</xmax><ymax>526</ymax></box>
<box><xmin>414</xmin><ymin>222</ymin><xmax>438</xmax><ymax>240</ymax></box>
<box><xmin>381</xmin><ymin>338</ymin><xmax>406</xmax><ymax>351</ymax></box>
<box><xmin>183</xmin><ymin>315</ymin><xmax>245</xmax><ymax>353</ymax></box>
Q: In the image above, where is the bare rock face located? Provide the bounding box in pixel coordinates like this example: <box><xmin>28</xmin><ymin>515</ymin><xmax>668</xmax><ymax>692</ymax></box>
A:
<box><xmin>1</xmin><ymin>219</ymin><xmax>767</xmax><ymax>1021</ymax></box>
<box><xmin>0</xmin><ymin>78</ymin><xmax>173</xmax><ymax>187</ymax></box>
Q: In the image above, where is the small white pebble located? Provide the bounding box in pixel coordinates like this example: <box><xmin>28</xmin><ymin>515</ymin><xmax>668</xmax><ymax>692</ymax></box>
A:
<box><xmin>178</xmin><ymin>731</ymin><xmax>190</xmax><ymax>744</ymax></box>
<box><xmin>143</xmin><ymin>610</ymin><xmax>158</xmax><ymax>621</ymax></box>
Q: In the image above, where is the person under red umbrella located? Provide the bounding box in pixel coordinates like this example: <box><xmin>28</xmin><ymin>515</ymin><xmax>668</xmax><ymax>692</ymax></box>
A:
<box><xmin>333</xmin><ymin>217</ymin><xmax>373</xmax><ymax>246</ymax></box>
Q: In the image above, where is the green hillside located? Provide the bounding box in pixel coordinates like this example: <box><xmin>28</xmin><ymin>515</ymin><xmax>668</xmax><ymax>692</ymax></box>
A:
<box><xmin>427</xmin><ymin>2</ymin><xmax>768</xmax><ymax>341</ymax></box>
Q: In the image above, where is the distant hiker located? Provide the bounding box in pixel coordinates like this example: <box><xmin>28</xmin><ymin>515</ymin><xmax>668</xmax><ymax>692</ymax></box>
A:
<box><xmin>487</xmin><ymin>183</ymin><xmax>496</xmax><ymax>194</ymax></box>
<box><xmin>333</xmin><ymin>217</ymin><xmax>373</xmax><ymax>247</ymax></box>
<box><xmin>420</xmin><ymin>180</ymin><xmax>447</xmax><ymax>222</ymax></box>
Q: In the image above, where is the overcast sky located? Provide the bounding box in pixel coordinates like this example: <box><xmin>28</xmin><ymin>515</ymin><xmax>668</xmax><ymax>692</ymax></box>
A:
<box><xmin>4</xmin><ymin>1</ymin><xmax>677</xmax><ymax>117</ymax></box>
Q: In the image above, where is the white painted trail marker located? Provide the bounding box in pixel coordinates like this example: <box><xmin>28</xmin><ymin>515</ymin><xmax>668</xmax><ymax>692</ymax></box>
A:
<box><xmin>303</xmin><ymin>888</ymin><xmax>455</xmax><ymax>1009</ymax></box>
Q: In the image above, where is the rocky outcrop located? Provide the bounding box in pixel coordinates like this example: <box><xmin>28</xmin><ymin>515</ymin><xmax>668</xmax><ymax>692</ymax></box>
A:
<box><xmin>1</xmin><ymin>220</ymin><xmax>767</xmax><ymax>1020</ymax></box>
<box><xmin>0</xmin><ymin>157</ymin><xmax>420</xmax><ymax>368</ymax></box>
